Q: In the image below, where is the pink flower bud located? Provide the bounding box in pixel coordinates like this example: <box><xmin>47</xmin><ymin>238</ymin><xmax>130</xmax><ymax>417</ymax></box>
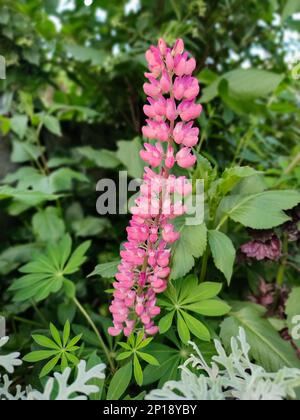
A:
<box><xmin>172</xmin><ymin>38</ymin><xmax>184</xmax><ymax>55</ymax></box>
<box><xmin>158</xmin><ymin>38</ymin><xmax>167</xmax><ymax>55</ymax></box>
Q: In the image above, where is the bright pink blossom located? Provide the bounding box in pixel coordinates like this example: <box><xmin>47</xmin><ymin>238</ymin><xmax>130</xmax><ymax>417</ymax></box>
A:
<box><xmin>176</xmin><ymin>147</ymin><xmax>197</xmax><ymax>168</ymax></box>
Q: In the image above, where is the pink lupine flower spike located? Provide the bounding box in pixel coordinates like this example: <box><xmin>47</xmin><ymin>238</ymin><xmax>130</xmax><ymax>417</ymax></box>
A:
<box><xmin>108</xmin><ymin>38</ymin><xmax>202</xmax><ymax>337</ymax></box>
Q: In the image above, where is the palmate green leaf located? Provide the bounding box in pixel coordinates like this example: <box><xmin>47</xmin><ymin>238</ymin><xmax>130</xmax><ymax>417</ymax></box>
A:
<box><xmin>161</xmin><ymin>276</ymin><xmax>228</xmax><ymax>340</ymax></box>
<box><xmin>107</xmin><ymin>362</ymin><xmax>132</xmax><ymax>400</ymax></box>
<box><xmin>220</xmin><ymin>190</ymin><xmax>300</xmax><ymax>229</ymax></box>
<box><xmin>170</xmin><ymin>219</ymin><xmax>207</xmax><ymax>280</ymax></box>
<box><xmin>208</xmin><ymin>230</ymin><xmax>236</xmax><ymax>285</ymax></box>
<box><xmin>9</xmin><ymin>235</ymin><xmax>90</xmax><ymax>303</ymax></box>
<box><xmin>220</xmin><ymin>304</ymin><xmax>300</xmax><ymax>371</ymax></box>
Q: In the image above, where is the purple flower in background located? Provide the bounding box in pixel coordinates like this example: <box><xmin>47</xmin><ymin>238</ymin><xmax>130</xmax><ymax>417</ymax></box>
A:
<box><xmin>240</xmin><ymin>229</ymin><xmax>282</xmax><ymax>261</ymax></box>
<box><xmin>284</xmin><ymin>204</ymin><xmax>300</xmax><ymax>242</ymax></box>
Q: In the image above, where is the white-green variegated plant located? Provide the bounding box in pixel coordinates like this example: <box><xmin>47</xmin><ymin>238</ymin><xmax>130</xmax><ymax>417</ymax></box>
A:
<box><xmin>146</xmin><ymin>328</ymin><xmax>300</xmax><ymax>401</ymax></box>
<box><xmin>0</xmin><ymin>336</ymin><xmax>106</xmax><ymax>400</ymax></box>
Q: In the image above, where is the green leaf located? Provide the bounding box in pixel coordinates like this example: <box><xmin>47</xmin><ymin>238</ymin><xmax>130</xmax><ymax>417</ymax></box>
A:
<box><xmin>107</xmin><ymin>362</ymin><xmax>132</xmax><ymax>400</ymax></box>
<box><xmin>177</xmin><ymin>312</ymin><xmax>190</xmax><ymax>344</ymax></box>
<box><xmin>11</xmin><ymin>140</ymin><xmax>42</xmax><ymax>163</ymax></box>
<box><xmin>181</xmin><ymin>282</ymin><xmax>223</xmax><ymax>303</ymax></box>
<box><xmin>171</xmin><ymin>220</ymin><xmax>207</xmax><ymax>280</ymax></box>
<box><xmin>76</xmin><ymin>146</ymin><xmax>120</xmax><ymax>169</ymax></box>
<box><xmin>137</xmin><ymin>352</ymin><xmax>159</xmax><ymax>366</ymax></box>
<box><xmin>159</xmin><ymin>311</ymin><xmax>175</xmax><ymax>334</ymax></box>
<box><xmin>50</xmin><ymin>323</ymin><xmax>62</xmax><ymax>347</ymax></box>
<box><xmin>117</xmin><ymin>138</ymin><xmax>144</xmax><ymax>178</ymax></box>
<box><xmin>222</xmin><ymin>190</ymin><xmax>300</xmax><ymax>229</ymax></box>
<box><xmin>72</xmin><ymin>217</ymin><xmax>110</xmax><ymax>238</ymax></box>
<box><xmin>201</xmin><ymin>69</ymin><xmax>284</xmax><ymax>103</ymax></box>
<box><xmin>63</xmin><ymin>241</ymin><xmax>91</xmax><ymax>274</ymax></box>
<box><xmin>39</xmin><ymin>355</ymin><xmax>60</xmax><ymax>378</ymax></box>
<box><xmin>220</xmin><ymin>305</ymin><xmax>300</xmax><ymax>371</ymax></box>
<box><xmin>133</xmin><ymin>355</ymin><xmax>143</xmax><ymax>386</ymax></box>
<box><xmin>142</xmin><ymin>343</ymin><xmax>183</xmax><ymax>386</ymax></box>
<box><xmin>185</xmin><ymin>299</ymin><xmax>231</xmax><ymax>316</ymax></box>
<box><xmin>181</xmin><ymin>311</ymin><xmax>210</xmax><ymax>342</ymax></box>
<box><xmin>23</xmin><ymin>350</ymin><xmax>58</xmax><ymax>362</ymax></box>
<box><xmin>63</xmin><ymin>279</ymin><xmax>76</xmax><ymax>299</ymax></box>
<box><xmin>282</xmin><ymin>0</ymin><xmax>300</xmax><ymax>21</ymax></box>
<box><xmin>65</xmin><ymin>44</ymin><xmax>106</xmax><ymax>66</ymax></box>
<box><xmin>63</xmin><ymin>320</ymin><xmax>70</xmax><ymax>347</ymax></box>
<box><xmin>11</xmin><ymin>115</ymin><xmax>28</xmax><ymax>139</ymax></box>
<box><xmin>32</xmin><ymin>207</ymin><xmax>65</xmax><ymax>243</ymax></box>
<box><xmin>43</xmin><ymin>115</ymin><xmax>62</xmax><ymax>136</ymax></box>
<box><xmin>88</xmin><ymin>261</ymin><xmax>120</xmax><ymax>278</ymax></box>
<box><xmin>286</xmin><ymin>287</ymin><xmax>300</xmax><ymax>348</ymax></box>
<box><xmin>32</xmin><ymin>335</ymin><xmax>60</xmax><ymax>350</ymax></box>
<box><xmin>116</xmin><ymin>352</ymin><xmax>132</xmax><ymax>361</ymax></box>
<box><xmin>208</xmin><ymin>230</ymin><xmax>236</xmax><ymax>285</ymax></box>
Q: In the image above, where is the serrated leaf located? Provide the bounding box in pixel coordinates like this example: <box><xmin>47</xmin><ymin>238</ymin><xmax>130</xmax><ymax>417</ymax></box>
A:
<box><xmin>222</xmin><ymin>190</ymin><xmax>300</xmax><ymax>229</ymax></box>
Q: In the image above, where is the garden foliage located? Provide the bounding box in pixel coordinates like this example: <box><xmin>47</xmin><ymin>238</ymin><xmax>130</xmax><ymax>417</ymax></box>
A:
<box><xmin>0</xmin><ymin>0</ymin><xmax>300</xmax><ymax>401</ymax></box>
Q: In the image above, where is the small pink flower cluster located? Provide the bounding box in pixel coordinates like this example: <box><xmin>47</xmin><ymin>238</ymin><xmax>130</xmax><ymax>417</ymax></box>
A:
<box><xmin>108</xmin><ymin>38</ymin><xmax>202</xmax><ymax>337</ymax></box>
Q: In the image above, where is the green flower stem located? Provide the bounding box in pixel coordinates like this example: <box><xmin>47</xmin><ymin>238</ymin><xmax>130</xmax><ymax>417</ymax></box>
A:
<box><xmin>199</xmin><ymin>248</ymin><xmax>210</xmax><ymax>283</ymax></box>
<box><xmin>73</xmin><ymin>297</ymin><xmax>115</xmax><ymax>371</ymax></box>
<box><xmin>276</xmin><ymin>234</ymin><xmax>289</xmax><ymax>286</ymax></box>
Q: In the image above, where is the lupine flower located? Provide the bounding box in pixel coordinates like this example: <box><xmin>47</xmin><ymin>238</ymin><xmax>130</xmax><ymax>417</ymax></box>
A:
<box><xmin>109</xmin><ymin>38</ymin><xmax>202</xmax><ymax>337</ymax></box>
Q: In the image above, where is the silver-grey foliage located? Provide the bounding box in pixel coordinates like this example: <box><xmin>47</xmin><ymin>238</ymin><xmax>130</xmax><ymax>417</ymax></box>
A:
<box><xmin>146</xmin><ymin>328</ymin><xmax>300</xmax><ymax>401</ymax></box>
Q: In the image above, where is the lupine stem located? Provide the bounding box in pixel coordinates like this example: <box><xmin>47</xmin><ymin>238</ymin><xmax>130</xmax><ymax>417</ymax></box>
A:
<box><xmin>73</xmin><ymin>297</ymin><xmax>115</xmax><ymax>371</ymax></box>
